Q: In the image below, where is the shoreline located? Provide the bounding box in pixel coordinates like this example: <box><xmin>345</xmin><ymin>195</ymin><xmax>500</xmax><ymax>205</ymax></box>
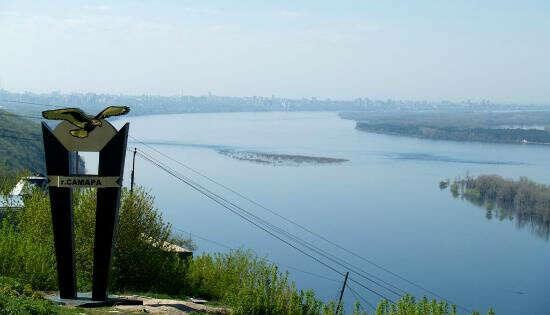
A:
<box><xmin>356</xmin><ymin>123</ymin><xmax>550</xmax><ymax>146</ymax></box>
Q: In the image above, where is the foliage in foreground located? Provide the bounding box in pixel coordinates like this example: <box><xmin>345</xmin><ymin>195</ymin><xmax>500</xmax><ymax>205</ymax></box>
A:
<box><xmin>0</xmin><ymin>276</ymin><xmax>78</xmax><ymax>315</ymax></box>
<box><xmin>0</xmin><ymin>175</ymin><xmax>495</xmax><ymax>314</ymax></box>
<box><xmin>0</xmin><ymin>183</ymin><xmax>331</xmax><ymax>313</ymax></box>
<box><xmin>0</xmin><ymin>185</ymin><xmax>194</xmax><ymax>293</ymax></box>
<box><xmin>373</xmin><ymin>295</ymin><xmax>495</xmax><ymax>315</ymax></box>
<box><xmin>186</xmin><ymin>250</ymin><xmax>336</xmax><ymax>314</ymax></box>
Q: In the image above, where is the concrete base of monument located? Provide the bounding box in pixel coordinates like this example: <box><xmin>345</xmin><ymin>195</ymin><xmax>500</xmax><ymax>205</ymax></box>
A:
<box><xmin>44</xmin><ymin>292</ymin><xmax>143</xmax><ymax>308</ymax></box>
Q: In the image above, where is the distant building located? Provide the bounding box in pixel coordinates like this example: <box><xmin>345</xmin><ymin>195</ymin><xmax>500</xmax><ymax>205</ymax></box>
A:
<box><xmin>142</xmin><ymin>233</ymin><xmax>193</xmax><ymax>259</ymax></box>
<box><xmin>0</xmin><ymin>175</ymin><xmax>48</xmax><ymax>211</ymax></box>
<box><xmin>159</xmin><ymin>240</ymin><xmax>193</xmax><ymax>259</ymax></box>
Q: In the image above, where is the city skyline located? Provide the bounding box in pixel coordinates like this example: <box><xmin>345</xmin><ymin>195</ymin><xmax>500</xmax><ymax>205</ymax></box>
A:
<box><xmin>1</xmin><ymin>1</ymin><xmax>549</xmax><ymax>104</ymax></box>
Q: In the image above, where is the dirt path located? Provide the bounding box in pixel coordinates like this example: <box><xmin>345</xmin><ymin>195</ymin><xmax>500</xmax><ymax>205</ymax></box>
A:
<box><xmin>113</xmin><ymin>296</ymin><xmax>228</xmax><ymax>314</ymax></box>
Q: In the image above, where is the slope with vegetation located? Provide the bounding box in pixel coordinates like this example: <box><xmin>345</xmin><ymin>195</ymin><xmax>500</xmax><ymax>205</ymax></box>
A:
<box><xmin>0</xmin><ymin>108</ymin><xmax>85</xmax><ymax>176</ymax></box>
<box><xmin>0</xmin><ymin>276</ymin><xmax>81</xmax><ymax>315</ymax></box>
<box><xmin>0</xmin><ymin>170</ymin><xmax>496</xmax><ymax>314</ymax></box>
<box><xmin>0</xmin><ymin>109</ymin><xmax>45</xmax><ymax>173</ymax></box>
<box><xmin>0</xmin><ymin>176</ymin><xmax>334</xmax><ymax>314</ymax></box>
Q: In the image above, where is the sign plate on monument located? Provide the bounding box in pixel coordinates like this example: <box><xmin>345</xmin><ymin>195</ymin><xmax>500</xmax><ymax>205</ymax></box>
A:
<box><xmin>48</xmin><ymin>176</ymin><xmax>121</xmax><ymax>188</ymax></box>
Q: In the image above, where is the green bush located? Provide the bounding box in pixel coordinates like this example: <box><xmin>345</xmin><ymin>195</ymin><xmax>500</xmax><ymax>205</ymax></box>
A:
<box><xmin>0</xmin><ymin>221</ymin><xmax>57</xmax><ymax>290</ymax></box>
<box><xmin>0</xmin><ymin>184</ymin><xmax>58</xmax><ymax>290</ymax></box>
<box><xmin>374</xmin><ymin>295</ymin><xmax>495</xmax><ymax>315</ymax></box>
<box><xmin>110</xmin><ymin>187</ymin><xmax>190</xmax><ymax>294</ymax></box>
<box><xmin>0</xmin><ymin>185</ymin><xmax>191</xmax><ymax>293</ymax></box>
<box><xmin>186</xmin><ymin>249</ymin><xmax>328</xmax><ymax>314</ymax></box>
<box><xmin>0</xmin><ymin>276</ymin><xmax>76</xmax><ymax>315</ymax></box>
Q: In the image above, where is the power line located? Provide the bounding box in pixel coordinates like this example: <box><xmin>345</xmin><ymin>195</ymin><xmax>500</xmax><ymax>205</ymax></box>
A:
<box><xmin>135</xmin><ymin>149</ymin><xmax>402</xmax><ymax>299</ymax></box>
<box><xmin>173</xmin><ymin>227</ymin><xmax>232</xmax><ymax>250</ymax></box>
<box><xmin>0</xmin><ymin>127</ymin><xmax>42</xmax><ymax>142</ymax></box>
<box><xmin>277</xmin><ymin>264</ymin><xmax>341</xmax><ymax>284</ymax></box>
<box><xmin>129</xmin><ymin>136</ymin><xmax>471</xmax><ymax>313</ymax></box>
<box><xmin>0</xmin><ymin>99</ymin><xmax>59</xmax><ymax>108</ymax></box>
<box><xmin>172</xmin><ymin>229</ymin><xmax>385</xmax><ymax>312</ymax></box>
<box><xmin>172</xmin><ymin>227</ymin><xmax>341</xmax><ymax>283</ymax></box>
<box><xmin>134</xmin><ymin>150</ymin><xmax>396</xmax><ymax>303</ymax></box>
<box><xmin>0</xmin><ymin>134</ymin><xmax>41</xmax><ymax>142</ymax></box>
<box><xmin>130</xmin><ymin>145</ymin><xmax>408</xmax><ymax>296</ymax></box>
<box><xmin>136</xmin><ymin>152</ymin><xmax>346</xmax><ymax>275</ymax></box>
<box><xmin>346</xmin><ymin>281</ymin><xmax>376</xmax><ymax>311</ymax></box>
<box><xmin>0</xmin><ymin>112</ymin><xmax>43</xmax><ymax>120</ymax></box>
<box><xmin>0</xmin><ymin>97</ymin><xmax>470</xmax><ymax>311</ymax></box>
<box><xmin>0</xmin><ymin>128</ymin><xmax>41</xmax><ymax>136</ymax></box>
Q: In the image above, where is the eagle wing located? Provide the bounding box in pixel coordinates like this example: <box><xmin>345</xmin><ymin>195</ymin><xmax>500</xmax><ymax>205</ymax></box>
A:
<box><xmin>94</xmin><ymin>106</ymin><xmax>130</xmax><ymax>120</ymax></box>
<box><xmin>42</xmin><ymin>108</ymin><xmax>91</xmax><ymax>128</ymax></box>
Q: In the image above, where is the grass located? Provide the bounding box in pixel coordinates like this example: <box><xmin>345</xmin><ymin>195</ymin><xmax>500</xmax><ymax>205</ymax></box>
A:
<box><xmin>0</xmin><ymin>276</ymin><xmax>80</xmax><ymax>315</ymax></box>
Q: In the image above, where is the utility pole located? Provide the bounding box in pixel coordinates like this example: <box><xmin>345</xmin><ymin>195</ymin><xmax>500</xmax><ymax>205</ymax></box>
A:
<box><xmin>336</xmin><ymin>272</ymin><xmax>349</xmax><ymax>314</ymax></box>
<box><xmin>130</xmin><ymin>148</ymin><xmax>137</xmax><ymax>193</ymax></box>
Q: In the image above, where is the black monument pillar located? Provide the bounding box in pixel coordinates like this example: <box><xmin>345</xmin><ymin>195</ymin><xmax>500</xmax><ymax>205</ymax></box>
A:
<box><xmin>41</xmin><ymin>106</ymin><xmax>138</xmax><ymax>306</ymax></box>
<box><xmin>42</xmin><ymin>122</ymin><xmax>78</xmax><ymax>299</ymax></box>
<box><xmin>92</xmin><ymin>124</ymin><xmax>128</xmax><ymax>300</ymax></box>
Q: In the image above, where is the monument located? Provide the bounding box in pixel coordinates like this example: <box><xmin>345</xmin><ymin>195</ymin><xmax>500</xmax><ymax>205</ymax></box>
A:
<box><xmin>41</xmin><ymin>106</ymin><xmax>142</xmax><ymax>306</ymax></box>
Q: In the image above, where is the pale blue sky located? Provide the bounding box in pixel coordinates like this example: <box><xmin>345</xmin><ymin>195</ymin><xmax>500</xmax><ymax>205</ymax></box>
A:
<box><xmin>1</xmin><ymin>1</ymin><xmax>549</xmax><ymax>103</ymax></box>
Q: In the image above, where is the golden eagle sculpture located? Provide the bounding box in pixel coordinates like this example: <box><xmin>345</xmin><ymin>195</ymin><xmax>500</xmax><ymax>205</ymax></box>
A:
<box><xmin>42</xmin><ymin>106</ymin><xmax>130</xmax><ymax>138</ymax></box>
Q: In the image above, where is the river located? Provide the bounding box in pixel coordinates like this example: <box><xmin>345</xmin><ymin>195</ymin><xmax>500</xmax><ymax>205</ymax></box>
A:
<box><xmin>83</xmin><ymin>112</ymin><xmax>550</xmax><ymax>314</ymax></box>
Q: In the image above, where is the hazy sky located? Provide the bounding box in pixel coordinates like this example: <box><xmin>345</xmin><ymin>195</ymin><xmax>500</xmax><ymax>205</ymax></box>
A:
<box><xmin>1</xmin><ymin>1</ymin><xmax>549</xmax><ymax>103</ymax></box>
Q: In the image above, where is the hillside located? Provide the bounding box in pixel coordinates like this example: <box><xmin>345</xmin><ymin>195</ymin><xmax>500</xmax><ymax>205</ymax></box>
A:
<box><xmin>0</xmin><ymin>109</ymin><xmax>45</xmax><ymax>173</ymax></box>
<box><xmin>0</xmin><ymin>181</ymin><xmax>496</xmax><ymax>315</ymax></box>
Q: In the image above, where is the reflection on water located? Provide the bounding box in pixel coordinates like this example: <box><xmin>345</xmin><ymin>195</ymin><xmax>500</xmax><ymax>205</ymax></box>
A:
<box><xmin>463</xmin><ymin>196</ymin><xmax>550</xmax><ymax>241</ymax></box>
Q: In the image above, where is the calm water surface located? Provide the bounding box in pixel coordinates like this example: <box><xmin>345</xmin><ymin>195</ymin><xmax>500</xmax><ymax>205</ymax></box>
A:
<box><xmin>84</xmin><ymin>112</ymin><xmax>550</xmax><ymax>314</ymax></box>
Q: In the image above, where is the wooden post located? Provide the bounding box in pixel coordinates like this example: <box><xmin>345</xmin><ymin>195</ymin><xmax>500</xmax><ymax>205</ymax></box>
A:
<box><xmin>336</xmin><ymin>272</ymin><xmax>349</xmax><ymax>314</ymax></box>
